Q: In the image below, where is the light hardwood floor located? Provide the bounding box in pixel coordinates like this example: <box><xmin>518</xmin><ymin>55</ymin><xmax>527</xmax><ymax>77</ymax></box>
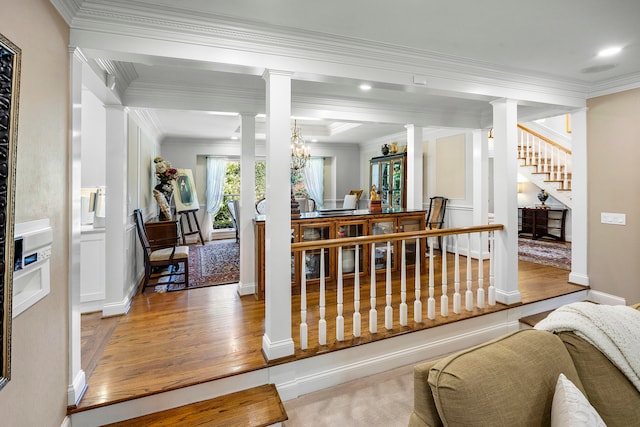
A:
<box><xmin>74</xmin><ymin>256</ymin><xmax>584</xmax><ymax>414</ymax></box>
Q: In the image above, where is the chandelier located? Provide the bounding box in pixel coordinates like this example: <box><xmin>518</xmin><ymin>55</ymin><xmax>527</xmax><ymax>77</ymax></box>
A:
<box><xmin>290</xmin><ymin>120</ymin><xmax>311</xmax><ymax>171</ymax></box>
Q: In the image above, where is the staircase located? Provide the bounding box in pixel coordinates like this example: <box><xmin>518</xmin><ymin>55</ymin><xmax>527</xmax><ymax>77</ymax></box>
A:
<box><xmin>517</xmin><ymin>124</ymin><xmax>572</xmax><ymax>209</ymax></box>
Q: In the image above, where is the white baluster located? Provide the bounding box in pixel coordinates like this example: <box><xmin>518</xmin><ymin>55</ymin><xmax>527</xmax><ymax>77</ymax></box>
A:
<box><xmin>300</xmin><ymin>249</ymin><xmax>308</xmax><ymax>350</ymax></box>
<box><xmin>353</xmin><ymin>244</ymin><xmax>361</xmax><ymax>337</ymax></box>
<box><xmin>519</xmin><ymin>130</ymin><xmax>524</xmax><ymax>159</ymax></box>
<box><xmin>369</xmin><ymin>242</ymin><xmax>377</xmax><ymax>333</ymax></box>
<box><xmin>563</xmin><ymin>151</ymin><xmax>569</xmax><ymax>189</ymax></box>
<box><xmin>428</xmin><ymin>237</ymin><xmax>435</xmax><ymax>320</ymax></box>
<box><xmin>385</xmin><ymin>240</ymin><xmax>393</xmax><ymax>330</ymax></box>
<box><xmin>414</xmin><ymin>237</ymin><xmax>422</xmax><ymax>323</ymax></box>
<box><xmin>440</xmin><ymin>235</ymin><xmax>448</xmax><ymax>317</ymax></box>
<box><xmin>319</xmin><ymin>248</ymin><xmax>327</xmax><ymax>345</ymax></box>
<box><xmin>465</xmin><ymin>233</ymin><xmax>473</xmax><ymax>311</ymax></box>
<box><xmin>453</xmin><ymin>234</ymin><xmax>461</xmax><ymax>314</ymax></box>
<box><xmin>488</xmin><ymin>231</ymin><xmax>496</xmax><ymax>306</ymax></box>
<box><xmin>544</xmin><ymin>139</ymin><xmax>549</xmax><ymax>173</ymax></box>
<box><xmin>477</xmin><ymin>233</ymin><xmax>485</xmax><ymax>309</ymax></box>
<box><xmin>400</xmin><ymin>240</ymin><xmax>408</xmax><ymax>326</ymax></box>
<box><xmin>336</xmin><ymin>246</ymin><xmax>344</xmax><ymax>341</ymax></box>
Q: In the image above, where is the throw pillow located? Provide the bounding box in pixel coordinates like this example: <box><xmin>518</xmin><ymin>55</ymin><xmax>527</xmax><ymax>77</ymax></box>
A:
<box><xmin>551</xmin><ymin>373</ymin><xmax>606</xmax><ymax>427</ymax></box>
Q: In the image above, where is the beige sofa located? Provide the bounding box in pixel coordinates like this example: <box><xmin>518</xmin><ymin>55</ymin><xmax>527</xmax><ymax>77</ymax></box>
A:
<box><xmin>409</xmin><ymin>305</ymin><xmax>640</xmax><ymax>427</ymax></box>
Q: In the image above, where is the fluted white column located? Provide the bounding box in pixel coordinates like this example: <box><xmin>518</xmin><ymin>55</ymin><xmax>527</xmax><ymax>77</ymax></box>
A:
<box><xmin>491</xmin><ymin>99</ymin><xmax>521</xmax><ymax>304</ymax></box>
<box><xmin>238</xmin><ymin>113</ymin><xmax>256</xmax><ymax>296</ymax></box>
<box><xmin>261</xmin><ymin>69</ymin><xmax>295</xmax><ymax>360</ymax></box>
<box><xmin>406</xmin><ymin>124</ymin><xmax>424</xmax><ymax>209</ymax></box>
<box><xmin>568</xmin><ymin>108</ymin><xmax>589</xmax><ymax>286</ymax></box>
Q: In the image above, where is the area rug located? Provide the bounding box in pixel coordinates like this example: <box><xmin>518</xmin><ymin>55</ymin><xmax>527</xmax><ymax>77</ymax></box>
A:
<box><xmin>518</xmin><ymin>238</ymin><xmax>571</xmax><ymax>270</ymax></box>
<box><xmin>155</xmin><ymin>240</ymin><xmax>240</xmax><ymax>292</ymax></box>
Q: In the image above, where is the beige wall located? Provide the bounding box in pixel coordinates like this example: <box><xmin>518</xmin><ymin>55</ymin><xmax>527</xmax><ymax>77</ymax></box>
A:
<box><xmin>587</xmin><ymin>88</ymin><xmax>640</xmax><ymax>304</ymax></box>
<box><xmin>0</xmin><ymin>0</ymin><xmax>70</xmax><ymax>426</ymax></box>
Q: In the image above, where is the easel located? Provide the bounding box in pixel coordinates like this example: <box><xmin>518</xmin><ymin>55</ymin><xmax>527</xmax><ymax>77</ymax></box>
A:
<box><xmin>178</xmin><ymin>209</ymin><xmax>205</xmax><ymax>245</ymax></box>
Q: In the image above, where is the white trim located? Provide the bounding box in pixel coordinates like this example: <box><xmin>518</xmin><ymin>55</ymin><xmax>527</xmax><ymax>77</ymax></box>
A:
<box><xmin>67</xmin><ymin>369</ymin><xmax>87</xmax><ymax>408</ymax></box>
<box><xmin>587</xmin><ymin>290</ymin><xmax>626</xmax><ymax>306</ymax></box>
<box><xmin>569</xmin><ymin>271</ymin><xmax>590</xmax><ymax>287</ymax></box>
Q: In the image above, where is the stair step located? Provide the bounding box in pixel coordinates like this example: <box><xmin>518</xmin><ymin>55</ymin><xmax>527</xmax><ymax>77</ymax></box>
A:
<box><xmin>518</xmin><ymin>310</ymin><xmax>555</xmax><ymax>328</ymax></box>
<box><xmin>103</xmin><ymin>384</ymin><xmax>287</xmax><ymax>427</ymax></box>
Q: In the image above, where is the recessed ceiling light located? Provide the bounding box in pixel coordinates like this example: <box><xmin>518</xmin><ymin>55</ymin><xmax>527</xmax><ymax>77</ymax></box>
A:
<box><xmin>231</xmin><ymin>136</ymin><xmax>239</xmax><ymax>140</ymax></box>
<box><xmin>311</xmin><ymin>138</ymin><xmax>318</xmax><ymax>143</ymax></box>
<box><xmin>207</xmin><ymin>111</ymin><xmax>239</xmax><ymax>116</ymax></box>
<box><xmin>359</xmin><ymin>83</ymin><xmax>372</xmax><ymax>91</ymax></box>
<box><xmin>597</xmin><ymin>46</ymin><xmax>622</xmax><ymax>57</ymax></box>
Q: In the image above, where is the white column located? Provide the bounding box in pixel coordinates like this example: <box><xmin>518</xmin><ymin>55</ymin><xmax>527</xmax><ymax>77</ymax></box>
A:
<box><xmin>67</xmin><ymin>47</ymin><xmax>86</xmax><ymax>406</ymax></box>
<box><xmin>472</xmin><ymin>129</ymin><xmax>489</xmax><ymax>226</ymax></box>
<box><xmin>262</xmin><ymin>69</ymin><xmax>295</xmax><ymax>360</ymax></box>
<box><xmin>406</xmin><ymin>124</ymin><xmax>424</xmax><ymax>209</ymax></box>
<box><xmin>569</xmin><ymin>108</ymin><xmax>589</xmax><ymax>286</ymax></box>
<box><xmin>102</xmin><ymin>105</ymin><xmax>130</xmax><ymax>316</ymax></box>
<box><xmin>238</xmin><ymin>113</ymin><xmax>257</xmax><ymax>296</ymax></box>
<box><xmin>491</xmin><ymin>99</ymin><xmax>521</xmax><ymax>304</ymax></box>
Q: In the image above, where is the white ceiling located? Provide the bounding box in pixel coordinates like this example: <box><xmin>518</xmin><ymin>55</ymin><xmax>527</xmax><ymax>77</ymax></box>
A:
<box><xmin>62</xmin><ymin>0</ymin><xmax>640</xmax><ymax>144</ymax></box>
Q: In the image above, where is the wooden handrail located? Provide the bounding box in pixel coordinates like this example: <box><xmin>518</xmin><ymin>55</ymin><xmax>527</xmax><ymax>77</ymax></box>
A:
<box><xmin>518</xmin><ymin>124</ymin><xmax>572</xmax><ymax>155</ymax></box>
<box><xmin>290</xmin><ymin>224</ymin><xmax>504</xmax><ymax>252</ymax></box>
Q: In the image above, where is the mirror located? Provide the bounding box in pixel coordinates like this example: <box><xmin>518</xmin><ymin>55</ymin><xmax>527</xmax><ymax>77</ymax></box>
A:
<box><xmin>0</xmin><ymin>32</ymin><xmax>20</xmax><ymax>391</ymax></box>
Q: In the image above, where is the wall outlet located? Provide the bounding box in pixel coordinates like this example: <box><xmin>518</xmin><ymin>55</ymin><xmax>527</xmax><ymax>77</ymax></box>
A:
<box><xmin>600</xmin><ymin>212</ymin><xmax>626</xmax><ymax>225</ymax></box>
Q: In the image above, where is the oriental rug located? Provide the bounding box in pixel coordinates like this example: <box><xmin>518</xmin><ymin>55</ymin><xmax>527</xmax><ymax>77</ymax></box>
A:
<box><xmin>518</xmin><ymin>238</ymin><xmax>571</xmax><ymax>270</ymax></box>
<box><xmin>155</xmin><ymin>239</ymin><xmax>240</xmax><ymax>292</ymax></box>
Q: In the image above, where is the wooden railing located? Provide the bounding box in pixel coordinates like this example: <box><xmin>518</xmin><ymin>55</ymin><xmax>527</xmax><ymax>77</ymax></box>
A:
<box><xmin>291</xmin><ymin>224</ymin><xmax>504</xmax><ymax>350</ymax></box>
<box><xmin>518</xmin><ymin>124</ymin><xmax>572</xmax><ymax>190</ymax></box>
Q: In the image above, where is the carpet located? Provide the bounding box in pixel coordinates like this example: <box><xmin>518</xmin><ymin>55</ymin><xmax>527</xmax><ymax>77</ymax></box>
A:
<box><xmin>283</xmin><ymin>363</ymin><xmax>415</xmax><ymax>426</ymax></box>
<box><xmin>155</xmin><ymin>240</ymin><xmax>240</xmax><ymax>292</ymax></box>
<box><xmin>518</xmin><ymin>238</ymin><xmax>571</xmax><ymax>270</ymax></box>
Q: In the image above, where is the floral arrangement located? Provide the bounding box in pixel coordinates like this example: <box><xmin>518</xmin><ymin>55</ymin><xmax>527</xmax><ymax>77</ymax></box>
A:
<box><xmin>153</xmin><ymin>156</ymin><xmax>178</xmax><ymax>195</ymax></box>
<box><xmin>292</xmin><ymin>181</ymin><xmax>308</xmax><ymax>197</ymax></box>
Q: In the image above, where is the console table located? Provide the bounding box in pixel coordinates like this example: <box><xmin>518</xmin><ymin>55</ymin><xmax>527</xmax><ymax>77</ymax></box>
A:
<box><xmin>518</xmin><ymin>207</ymin><xmax>567</xmax><ymax>241</ymax></box>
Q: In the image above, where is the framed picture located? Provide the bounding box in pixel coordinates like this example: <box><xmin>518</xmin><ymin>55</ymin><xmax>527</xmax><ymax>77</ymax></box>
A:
<box><xmin>0</xmin><ymin>32</ymin><xmax>20</xmax><ymax>391</ymax></box>
<box><xmin>173</xmin><ymin>169</ymin><xmax>200</xmax><ymax>212</ymax></box>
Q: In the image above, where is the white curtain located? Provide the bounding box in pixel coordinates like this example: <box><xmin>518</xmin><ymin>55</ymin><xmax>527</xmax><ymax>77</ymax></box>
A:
<box><xmin>204</xmin><ymin>157</ymin><xmax>227</xmax><ymax>241</ymax></box>
<box><xmin>303</xmin><ymin>157</ymin><xmax>324</xmax><ymax>208</ymax></box>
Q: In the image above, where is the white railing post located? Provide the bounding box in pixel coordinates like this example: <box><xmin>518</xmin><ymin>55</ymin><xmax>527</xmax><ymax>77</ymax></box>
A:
<box><xmin>385</xmin><ymin>240</ymin><xmax>393</xmax><ymax>330</ymax></box>
<box><xmin>488</xmin><ymin>231</ymin><xmax>496</xmax><ymax>306</ymax></box>
<box><xmin>400</xmin><ymin>240</ymin><xmax>408</xmax><ymax>326</ymax></box>
<box><xmin>318</xmin><ymin>248</ymin><xmax>327</xmax><ymax>345</ymax></box>
<box><xmin>369</xmin><ymin>243</ymin><xmax>377</xmax><ymax>333</ymax></box>
<box><xmin>440</xmin><ymin>235</ymin><xmax>448</xmax><ymax>317</ymax></box>
<box><xmin>353</xmin><ymin>244</ymin><xmax>361</xmax><ymax>337</ymax></box>
<box><xmin>413</xmin><ymin>237</ymin><xmax>422</xmax><ymax>322</ymax></box>
<box><xmin>453</xmin><ymin>234</ymin><xmax>461</xmax><ymax>314</ymax></box>
<box><xmin>336</xmin><ymin>246</ymin><xmax>344</xmax><ymax>341</ymax></box>
<box><xmin>465</xmin><ymin>233</ymin><xmax>473</xmax><ymax>311</ymax></box>
<box><xmin>300</xmin><ymin>249</ymin><xmax>308</xmax><ymax>350</ymax></box>
<box><xmin>427</xmin><ymin>237</ymin><xmax>436</xmax><ymax>320</ymax></box>
<box><xmin>477</xmin><ymin>233</ymin><xmax>485</xmax><ymax>309</ymax></box>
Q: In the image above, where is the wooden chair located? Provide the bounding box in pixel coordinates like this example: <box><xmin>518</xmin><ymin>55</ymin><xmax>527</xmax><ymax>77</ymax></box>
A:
<box><xmin>134</xmin><ymin>209</ymin><xmax>190</xmax><ymax>293</ymax></box>
<box><xmin>426</xmin><ymin>196</ymin><xmax>448</xmax><ymax>251</ymax></box>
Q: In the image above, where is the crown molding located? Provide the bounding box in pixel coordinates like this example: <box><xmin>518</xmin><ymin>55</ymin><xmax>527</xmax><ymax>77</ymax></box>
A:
<box><xmin>61</xmin><ymin>0</ymin><xmax>589</xmax><ymax>108</ymax></box>
<box><xmin>587</xmin><ymin>71</ymin><xmax>640</xmax><ymax>99</ymax></box>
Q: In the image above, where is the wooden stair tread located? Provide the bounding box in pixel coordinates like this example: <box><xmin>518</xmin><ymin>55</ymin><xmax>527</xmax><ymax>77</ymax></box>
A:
<box><xmin>519</xmin><ymin>310</ymin><xmax>555</xmax><ymax>328</ymax></box>
<box><xmin>103</xmin><ymin>384</ymin><xmax>287</xmax><ymax>427</ymax></box>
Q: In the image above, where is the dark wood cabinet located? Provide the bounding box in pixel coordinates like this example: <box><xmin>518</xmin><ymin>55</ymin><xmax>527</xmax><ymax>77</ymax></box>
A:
<box><xmin>369</xmin><ymin>152</ymin><xmax>407</xmax><ymax>209</ymax></box>
<box><xmin>518</xmin><ymin>208</ymin><xmax>567</xmax><ymax>241</ymax></box>
<box><xmin>254</xmin><ymin>209</ymin><xmax>427</xmax><ymax>299</ymax></box>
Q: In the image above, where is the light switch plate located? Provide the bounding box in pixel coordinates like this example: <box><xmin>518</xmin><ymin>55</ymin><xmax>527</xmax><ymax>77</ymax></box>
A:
<box><xmin>601</xmin><ymin>212</ymin><xmax>626</xmax><ymax>225</ymax></box>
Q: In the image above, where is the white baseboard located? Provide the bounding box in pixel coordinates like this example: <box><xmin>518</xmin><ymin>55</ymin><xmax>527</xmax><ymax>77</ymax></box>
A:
<box><xmin>237</xmin><ymin>281</ymin><xmax>255</xmax><ymax>296</ymax></box>
<box><xmin>67</xmin><ymin>369</ymin><xmax>87</xmax><ymax>407</ymax></box>
<box><xmin>569</xmin><ymin>271</ymin><xmax>590</xmax><ymax>286</ymax></box>
<box><xmin>587</xmin><ymin>290</ymin><xmax>626</xmax><ymax>305</ymax></box>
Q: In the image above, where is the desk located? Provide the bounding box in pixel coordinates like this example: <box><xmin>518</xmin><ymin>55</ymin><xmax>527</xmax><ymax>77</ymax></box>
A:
<box><xmin>518</xmin><ymin>208</ymin><xmax>567</xmax><ymax>241</ymax></box>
